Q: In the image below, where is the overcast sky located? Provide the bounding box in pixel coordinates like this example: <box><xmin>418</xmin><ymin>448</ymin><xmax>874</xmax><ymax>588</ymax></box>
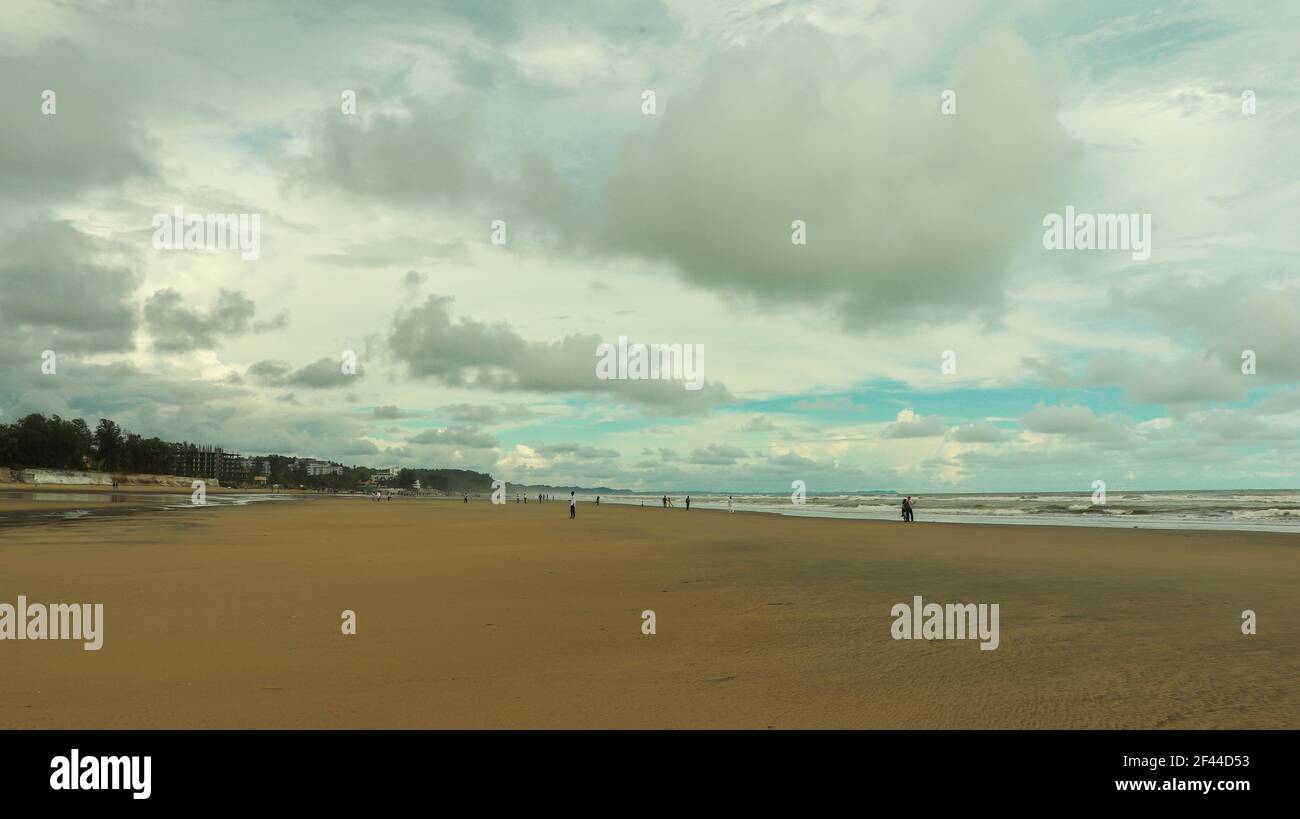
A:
<box><xmin>3</xmin><ymin>0</ymin><xmax>1298</xmax><ymax>492</ymax></box>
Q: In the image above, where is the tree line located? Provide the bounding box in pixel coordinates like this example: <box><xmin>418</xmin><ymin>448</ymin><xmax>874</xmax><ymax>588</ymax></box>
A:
<box><xmin>0</xmin><ymin>414</ymin><xmax>177</xmax><ymax>474</ymax></box>
<box><xmin>0</xmin><ymin>413</ymin><xmax>496</xmax><ymax>491</ymax></box>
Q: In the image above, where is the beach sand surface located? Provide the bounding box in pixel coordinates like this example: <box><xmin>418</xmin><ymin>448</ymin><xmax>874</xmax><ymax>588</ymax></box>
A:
<box><xmin>1</xmin><ymin>498</ymin><xmax>1295</xmax><ymax>728</ymax></box>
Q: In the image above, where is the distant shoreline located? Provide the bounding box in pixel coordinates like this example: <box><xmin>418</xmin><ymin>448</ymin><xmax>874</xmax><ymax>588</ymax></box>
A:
<box><xmin>3</xmin><ymin>488</ymin><xmax>1299</xmax><ymax>535</ymax></box>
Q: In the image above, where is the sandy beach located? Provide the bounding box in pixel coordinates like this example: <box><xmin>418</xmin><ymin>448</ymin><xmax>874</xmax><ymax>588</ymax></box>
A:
<box><xmin>1</xmin><ymin>497</ymin><xmax>1295</xmax><ymax>729</ymax></box>
<box><xmin>0</xmin><ymin>482</ymin><xmax>293</xmax><ymax>494</ymax></box>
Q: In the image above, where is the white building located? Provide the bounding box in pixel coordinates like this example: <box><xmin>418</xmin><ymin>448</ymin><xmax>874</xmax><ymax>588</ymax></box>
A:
<box><xmin>303</xmin><ymin>459</ymin><xmax>343</xmax><ymax>477</ymax></box>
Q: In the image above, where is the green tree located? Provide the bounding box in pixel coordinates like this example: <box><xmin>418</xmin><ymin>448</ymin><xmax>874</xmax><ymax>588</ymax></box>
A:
<box><xmin>94</xmin><ymin>419</ymin><xmax>125</xmax><ymax>471</ymax></box>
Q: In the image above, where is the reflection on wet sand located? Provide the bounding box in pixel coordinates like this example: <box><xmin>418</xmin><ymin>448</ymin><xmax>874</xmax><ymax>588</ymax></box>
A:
<box><xmin>0</xmin><ymin>490</ymin><xmax>295</xmax><ymax>526</ymax></box>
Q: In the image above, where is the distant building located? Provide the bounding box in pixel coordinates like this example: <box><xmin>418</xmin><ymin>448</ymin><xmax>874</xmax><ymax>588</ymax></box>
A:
<box><xmin>373</xmin><ymin>467</ymin><xmax>400</xmax><ymax>483</ymax></box>
<box><xmin>302</xmin><ymin>459</ymin><xmax>343</xmax><ymax>477</ymax></box>
<box><xmin>217</xmin><ymin>454</ymin><xmax>268</xmax><ymax>483</ymax></box>
<box><xmin>220</xmin><ymin>452</ymin><xmax>247</xmax><ymax>482</ymax></box>
<box><xmin>174</xmin><ymin>444</ymin><xmax>223</xmax><ymax>478</ymax></box>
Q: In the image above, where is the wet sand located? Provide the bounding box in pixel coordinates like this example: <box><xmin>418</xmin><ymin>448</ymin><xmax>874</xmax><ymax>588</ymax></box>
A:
<box><xmin>0</xmin><ymin>497</ymin><xmax>1295</xmax><ymax>728</ymax></box>
<box><xmin>0</xmin><ymin>482</ymin><xmax>293</xmax><ymax>494</ymax></box>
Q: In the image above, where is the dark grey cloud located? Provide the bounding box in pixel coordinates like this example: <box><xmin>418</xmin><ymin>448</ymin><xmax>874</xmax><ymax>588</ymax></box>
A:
<box><xmin>1020</xmin><ymin>357</ymin><xmax>1076</xmax><ymax>389</ymax></box>
<box><xmin>248</xmin><ymin>357</ymin><xmax>358</xmax><ymax>389</ymax></box>
<box><xmin>288</xmin><ymin>106</ymin><xmax>499</xmax><ymax>206</ymax></box>
<box><xmin>0</xmin><ymin>359</ymin><xmax>242</xmax><ymax>428</ymax></box>
<box><xmin>143</xmin><ymin>289</ymin><xmax>285</xmax><ymax>353</ymax></box>
<box><xmin>1252</xmin><ymin>388</ymin><xmax>1300</xmax><ymax>416</ymax></box>
<box><xmin>288</xmin><ymin>103</ymin><xmax>581</xmax><ymax>250</ymax></box>
<box><xmin>1084</xmin><ymin>352</ymin><xmax>1245</xmax><ymax>408</ymax></box>
<box><xmin>1191</xmin><ymin>409</ymin><xmax>1294</xmax><ymax>444</ymax></box>
<box><xmin>594</xmin><ymin>26</ymin><xmax>1080</xmax><ymax>329</ymax></box>
<box><xmin>438</xmin><ymin>403</ymin><xmax>542</xmax><ymax>424</ymax></box>
<box><xmin>535</xmin><ymin>443</ymin><xmax>620</xmax><ymax>460</ymax></box>
<box><xmin>1127</xmin><ymin>275</ymin><xmax>1300</xmax><ymax>380</ymax></box>
<box><xmin>373</xmin><ymin>405</ymin><xmax>417</xmax><ymax>420</ymax></box>
<box><xmin>0</xmin><ymin>218</ymin><xmax>139</xmax><ymax>353</ymax></box>
<box><xmin>1021</xmin><ymin>404</ymin><xmax>1132</xmax><ymax>444</ymax></box>
<box><xmin>387</xmin><ymin>295</ymin><xmax>733</xmax><ymax>413</ymax></box>
<box><xmin>0</xmin><ymin>42</ymin><xmax>156</xmax><ymax>204</ymax></box>
<box><xmin>409</xmin><ymin>426</ymin><xmax>498</xmax><ymax>448</ymax></box>
<box><xmin>337</xmin><ymin>438</ymin><xmax>380</xmax><ymax>456</ymax></box>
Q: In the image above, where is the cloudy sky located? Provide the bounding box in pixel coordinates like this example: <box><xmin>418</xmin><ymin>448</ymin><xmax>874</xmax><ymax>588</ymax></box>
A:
<box><xmin>3</xmin><ymin>0</ymin><xmax>1298</xmax><ymax>492</ymax></box>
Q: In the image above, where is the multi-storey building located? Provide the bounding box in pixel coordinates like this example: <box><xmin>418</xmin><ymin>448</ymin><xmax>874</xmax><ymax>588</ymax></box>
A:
<box><xmin>174</xmin><ymin>444</ymin><xmax>223</xmax><ymax>478</ymax></box>
<box><xmin>302</xmin><ymin>459</ymin><xmax>343</xmax><ymax>477</ymax></box>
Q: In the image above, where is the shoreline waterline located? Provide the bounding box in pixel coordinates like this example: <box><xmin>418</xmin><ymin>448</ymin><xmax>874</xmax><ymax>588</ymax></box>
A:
<box><xmin>4</xmin><ymin>487</ymin><xmax>1300</xmax><ymax>534</ymax></box>
<box><xmin>592</xmin><ymin>490</ymin><xmax>1300</xmax><ymax>534</ymax></box>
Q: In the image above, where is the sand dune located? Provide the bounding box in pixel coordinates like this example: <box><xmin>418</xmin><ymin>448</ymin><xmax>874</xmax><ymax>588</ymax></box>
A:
<box><xmin>0</xmin><ymin>497</ymin><xmax>1295</xmax><ymax>728</ymax></box>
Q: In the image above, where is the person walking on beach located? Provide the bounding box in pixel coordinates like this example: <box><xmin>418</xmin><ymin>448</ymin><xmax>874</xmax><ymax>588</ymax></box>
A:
<box><xmin>902</xmin><ymin>496</ymin><xmax>914</xmax><ymax>522</ymax></box>
<box><xmin>685</xmin><ymin>495</ymin><xmax>691</xmax><ymax>511</ymax></box>
<box><xmin>728</xmin><ymin>496</ymin><xmax>734</xmax><ymax>513</ymax></box>
<box><xmin>569</xmin><ymin>491</ymin><xmax>576</xmax><ymax>519</ymax></box>
<box><xmin>596</xmin><ymin>496</ymin><xmax>600</xmax><ymax>506</ymax></box>
<box><xmin>662</xmin><ymin>495</ymin><xmax>668</xmax><ymax>508</ymax></box>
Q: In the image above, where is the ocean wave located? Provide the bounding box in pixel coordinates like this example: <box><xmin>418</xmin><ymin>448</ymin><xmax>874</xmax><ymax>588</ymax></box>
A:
<box><xmin>604</xmin><ymin>491</ymin><xmax>1300</xmax><ymax>531</ymax></box>
<box><xmin>1231</xmin><ymin>508</ymin><xmax>1300</xmax><ymax>519</ymax></box>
